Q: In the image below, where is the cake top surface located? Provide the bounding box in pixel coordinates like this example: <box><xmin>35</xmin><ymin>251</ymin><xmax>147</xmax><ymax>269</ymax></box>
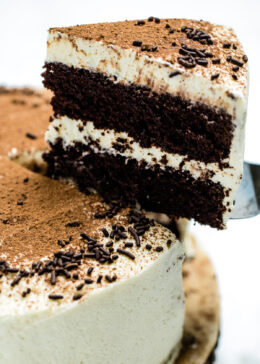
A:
<box><xmin>50</xmin><ymin>18</ymin><xmax>248</xmax><ymax>93</ymax></box>
<box><xmin>0</xmin><ymin>87</ymin><xmax>51</xmax><ymax>157</ymax></box>
<box><xmin>0</xmin><ymin>157</ymin><xmax>180</xmax><ymax>315</ymax></box>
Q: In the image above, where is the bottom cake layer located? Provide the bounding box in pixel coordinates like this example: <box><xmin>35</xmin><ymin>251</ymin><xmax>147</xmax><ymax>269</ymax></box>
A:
<box><xmin>44</xmin><ymin>140</ymin><xmax>226</xmax><ymax>229</ymax></box>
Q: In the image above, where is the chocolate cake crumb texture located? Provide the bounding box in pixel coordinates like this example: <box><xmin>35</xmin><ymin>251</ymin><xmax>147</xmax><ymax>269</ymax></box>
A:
<box><xmin>43</xmin><ymin>62</ymin><xmax>234</xmax><ymax>164</ymax></box>
<box><xmin>44</xmin><ymin>141</ymin><xmax>226</xmax><ymax>228</ymax></box>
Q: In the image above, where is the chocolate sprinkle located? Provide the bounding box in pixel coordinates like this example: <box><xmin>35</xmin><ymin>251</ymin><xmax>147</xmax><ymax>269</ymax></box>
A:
<box><xmin>132</xmin><ymin>40</ymin><xmax>142</xmax><ymax>47</ymax></box>
<box><xmin>65</xmin><ymin>221</ymin><xmax>81</xmax><ymax>227</ymax></box>
<box><xmin>73</xmin><ymin>293</ymin><xmax>82</xmax><ymax>300</ymax></box>
<box><xmin>117</xmin><ymin>248</ymin><xmax>135</xmax><ymax>260</ymax></box>
<box><xmin>211</xmin><ymin>73</ymin><xmax>219</xmax><ymax>80</ymax></box>
<box><xmin>102</xmin><ymin>228</ymin><xmax>109</xmax><ymax>237</ymax></box>
<box><xmin>230</xmin><ymin>58</ymin><xmax>243</xmax><ymax>67</ymax></box>
<box><xmin>87</xmin><ymin>266</ymin><xmax>94</xmax><ymax>275</ymax></box>
<box><xmin>51</xmin><ymin>270</ymin><xmax>56</xmax><ymax>285</ymax></box>
<box><xmin>25</xmin><ymin>132</ymin><xmax>37</xmax><ymax>140</ymax></box>
<box><xmin>155</xmin><ymin>246</ymin><xmax>163</xmax><ymax>252</ymax></box>
<box><xmin>76</xmin><ymin>283</ymin><xmax>84</xmax><ymax>290</ymax></box>
<box><xmin>128</xmin><ymin>226</ymin><xmax>141</xmax><ymax>247</ymax></box>
<box><xmin>97</xmin><ymin>275</ymin><xmax>103</xmax><ymax>283</ymax></box>
<box><xmin>178</xmin><ymin>56</ymin><xmax>196</xmax><ymax>68</ymax></box>
<box><xmin>49</xmin><ymin>294</ymin><xmax>63</xmax><ymax>300</ymax></box>
<box><xmin>169</xmin><ymin>71</ymin><xmax>181</xmax><ymax>78</ymax></box>
<box><xmin>243</xmin><ymin>55</ymin><xmax>248</xmax><ymax>63</ymax></box>
<box><xmin>84</xmin><ymin>278</ymin><xmax>93</xmax><ymax>284</ymax></box>
<box><xmin>105</xmin><ymin>275</ymin><xmax>113</xmax><ymax>283</ymax></box>
<box><xmin>223</xmin><ymin>43</ymin><xmax>231</xmax><ymax>48</ymax></box>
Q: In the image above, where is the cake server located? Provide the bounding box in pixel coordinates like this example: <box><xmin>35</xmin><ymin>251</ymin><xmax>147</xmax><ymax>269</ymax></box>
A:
<box><xmin>231</xmin><ymin>162</ymin><xmax>260</xmax><ymax>219</ymax></box>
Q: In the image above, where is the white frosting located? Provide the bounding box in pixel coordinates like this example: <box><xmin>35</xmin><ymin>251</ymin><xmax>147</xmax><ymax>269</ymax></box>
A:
<box><xmin>46</xmin><ymin>116</ymin><xmax>243</xmax><ymax>224</ymax></box>
<box><xmin>0</xmin><ymin>221</ymin><xmax>185</xmax><ymax>364</ymax></box>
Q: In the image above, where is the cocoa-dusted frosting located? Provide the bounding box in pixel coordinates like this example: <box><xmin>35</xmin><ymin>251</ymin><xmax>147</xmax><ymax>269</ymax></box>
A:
<box><xmin>0</xmin><ymin>157</ymin><xmax>180</xmax><ymax>311</ymax></box>
<box><xmin>0</xmin><ymin>87</ymin><xmax>51</xmax><ymax>158</ymax></box>
<box><xmin>50</xmin><ymin>18</ymin><xmax>248</xmax><ymax>90</ymax></box>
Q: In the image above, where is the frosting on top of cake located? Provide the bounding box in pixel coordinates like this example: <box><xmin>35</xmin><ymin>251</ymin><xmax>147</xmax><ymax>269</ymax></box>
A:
<box><xmin>0</xmin><ymin>157</ymin><xmax>181</xmax><ymax>314</ymax></box>
<box><xmin>49</xmin><ymin>18</ymin><xmax>248</xmax><ymax>94</ymax></box>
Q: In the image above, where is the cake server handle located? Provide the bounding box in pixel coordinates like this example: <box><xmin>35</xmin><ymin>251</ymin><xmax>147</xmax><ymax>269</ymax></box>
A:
<box><xmin>231</xmin><ymin>162</ymin><xmax>260</xmax><ymax>219</ymax></box>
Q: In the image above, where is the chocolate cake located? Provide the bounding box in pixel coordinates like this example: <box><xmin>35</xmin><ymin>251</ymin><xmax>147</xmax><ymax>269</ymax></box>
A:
<box><xmin>0</xmin><ymin>87</ymin><xmax>51</xmax><ymax>171</ymax></box>
<box><xmin>43</xmin><ymin>18</ymin><xmax>248</xmax><ymax>229</ymax></box>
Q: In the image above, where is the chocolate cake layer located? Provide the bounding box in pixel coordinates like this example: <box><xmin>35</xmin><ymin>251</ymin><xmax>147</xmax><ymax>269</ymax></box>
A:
<box><xmin>44</xmin><ymin>140</ymin><xmax>226</xmax><ymax>228</ymax></box>
<box><xmin>43</xmin><ymin>62</ymin><xmax>233</xmax><ymax>164</ymax></box>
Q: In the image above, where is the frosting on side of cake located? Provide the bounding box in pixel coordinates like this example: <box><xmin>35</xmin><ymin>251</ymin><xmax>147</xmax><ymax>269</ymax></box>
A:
<box><xmin>0</xmin><ymin>157</ymin><xmax>184</xmax><ymax>364</ymax></box>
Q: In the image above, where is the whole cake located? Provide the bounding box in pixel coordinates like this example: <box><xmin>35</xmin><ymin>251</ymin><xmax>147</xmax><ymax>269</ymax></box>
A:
<box><xmin>42</xmin><ymin>17</ymin><xmax>249</xmax><ymax>229</ymax></box>
<box><xmin>0</xmin><ymin>157</ymin><xmax>185</xmax><ymax>364</ymax></box>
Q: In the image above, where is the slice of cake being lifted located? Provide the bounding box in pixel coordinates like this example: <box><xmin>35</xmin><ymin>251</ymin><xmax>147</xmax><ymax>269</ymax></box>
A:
<box><xmin>43</xmin><ymin>17</ymin><xmax>249</xmax><ymax>229</ymax></box>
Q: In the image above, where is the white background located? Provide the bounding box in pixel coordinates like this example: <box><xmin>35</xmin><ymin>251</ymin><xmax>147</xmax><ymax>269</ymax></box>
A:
<box><xmin>0</xmin><ymin>0</ymin><xmax>259</xmax><ymax>363</ymax></box>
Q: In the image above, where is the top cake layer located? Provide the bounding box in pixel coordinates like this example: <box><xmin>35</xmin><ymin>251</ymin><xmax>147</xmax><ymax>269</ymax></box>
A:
<box><xmin>48</xmin><ymin>17</ymin><xmax>248</xmax><ymax>104</ymax></box>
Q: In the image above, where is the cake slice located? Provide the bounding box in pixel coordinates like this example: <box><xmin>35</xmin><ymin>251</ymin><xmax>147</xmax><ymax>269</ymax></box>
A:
<box><xmin>0</xmin><ymin>87</ymin><xmax>51</xmax><ymax>171</ymax></box>
<box><xmin>0</xmin><ymin>157</ymin><xmax>185</xmax><ymax>364</ymax></box>
<box><xmin>42</xmin><ymin>18</ymin><xmax>249</xmax><ymax>228</ymax></box>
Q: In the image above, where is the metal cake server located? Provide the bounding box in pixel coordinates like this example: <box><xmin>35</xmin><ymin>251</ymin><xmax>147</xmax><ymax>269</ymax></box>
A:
<box><xmin>231</xmin><ymin>162</ymin><xmax>260</xmax><ymax>219</ymax></box>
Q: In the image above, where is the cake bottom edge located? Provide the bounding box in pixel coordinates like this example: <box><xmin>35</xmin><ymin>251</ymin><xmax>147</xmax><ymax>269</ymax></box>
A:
<box><xmin>43</xmin><ymin>140</ymin><xmax>226</xmax><ymax>229</ymax></box>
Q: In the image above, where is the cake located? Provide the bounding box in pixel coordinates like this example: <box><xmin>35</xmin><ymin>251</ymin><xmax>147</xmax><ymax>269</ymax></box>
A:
<box><xmin>0</xmin><ymin>87</ymin><xmax>51</xmax><ymax>171</ymax></box>
<box><xmin>0</xmin><ymin>157</ymin><xmax>220</xmax><ymax>364</ymax></box>
<box><xmin>0</xmin><ymin>157</ymin><xmax>185</xmax><ymax>364</ymax></box>
<box><xmin>42</xmin><ymin>17</ymin><xmax>249</xmax><ymax>229</ymax></box>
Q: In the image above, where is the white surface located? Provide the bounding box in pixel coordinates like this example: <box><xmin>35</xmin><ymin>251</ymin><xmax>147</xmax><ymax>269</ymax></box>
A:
<box><xmin>0</xmin><ymin>0</ymin><xmax>259</xmax><ymax>363</ymax></box>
